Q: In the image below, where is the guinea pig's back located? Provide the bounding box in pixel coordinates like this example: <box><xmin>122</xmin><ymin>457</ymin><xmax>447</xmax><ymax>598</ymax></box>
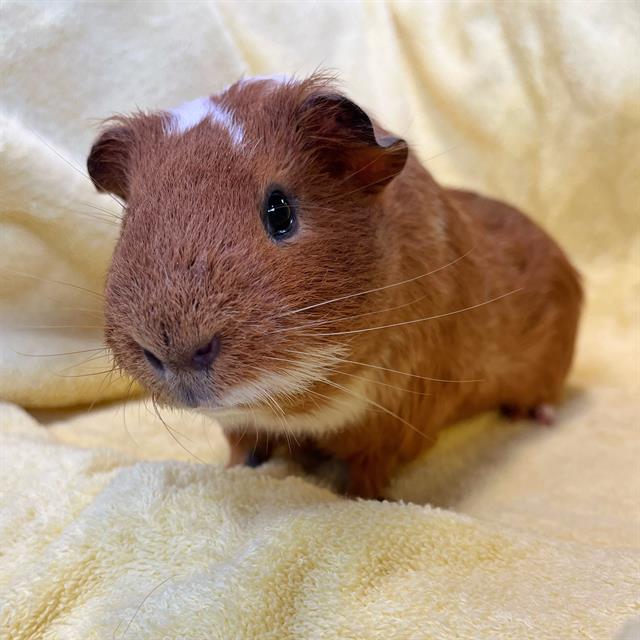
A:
<box><xmin>446</xmin><ymin>188</ymin><xmax>583</xmax><ymax>405</ymax></box>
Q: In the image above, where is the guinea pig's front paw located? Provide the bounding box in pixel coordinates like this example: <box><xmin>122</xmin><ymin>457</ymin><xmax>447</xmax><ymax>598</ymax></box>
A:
<box><xmin>244</xmin><ymin>447</ymin><xmax>273</xmax><ymax>468</ymax></box>
<box><xmin>344</xmin><ymin>457</ymin><xmax>393</xmax><ymax>501</ymax></box>
<box><xmin>225</xmin><ymin>431</ymin><xmax>274</xmax><ymax>468</ymax></box>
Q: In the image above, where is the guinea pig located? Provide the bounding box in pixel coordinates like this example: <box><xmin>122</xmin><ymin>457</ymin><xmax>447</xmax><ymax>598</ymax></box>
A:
<box><xmin>87</xmin><ymin>73</ymin><xmax>582</xmax><ymax>498</ymax></box>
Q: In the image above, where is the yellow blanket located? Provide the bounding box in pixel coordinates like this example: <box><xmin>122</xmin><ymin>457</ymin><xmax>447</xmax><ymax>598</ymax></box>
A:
<box><xmin>1</xmin><ymin>2</ymin><xmax>638</xmax><ymax>638</ymax></box>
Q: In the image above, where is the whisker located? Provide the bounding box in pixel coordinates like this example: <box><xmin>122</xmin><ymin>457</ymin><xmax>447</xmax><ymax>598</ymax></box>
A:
<box><xmin>12</xmin><ymin>346</ymin><xmax>107</xmax><ymax>358</ymax></box>
<box><xmin>113</xmin><ymin>574</ymin><xmax>178</xmax><ymax>640</ymax></box>
<box><xmin>251</xmin><ymin>431</ymin><xmax>260</xmax><ymax>460</ymax></box>
<box><xmin>1</xmin><ymin>269</ymin><xmax>104</xmax><ymax>299</ymax></box>
<box><xmin>266</xmin><ymin>356</ymin><xmax>433</xmax><ymax>397</ymax></box>
<box><xmin>56</xmin><ymin>368</ymin><xmax>119</xmax><ymax>379</ymax></box>
<box><xmin>335</xmin><ymin>371</ymin><xmax>431</xmax><ymax>396</ymax></box>
<box><xmin>267</xmin><ymin>424</ymin><xmax>275</xmax><ymax>460</ymax></box>
<box><xmin>142</xmin><ymin>401</ymin><xmax>194</xmax><ymax>442</ymax></box>
<box><xmin>304</xmin><ymin>385</ymin><xmax>385</xmax><ymax>414</ymax></box>
<box><xmin>274</xmin><ymin>292</ymin><xmax>429</xmax><ymax>333</ymax></box>
<box><xmin>246</xmin><ymin>365</ymin><xmax>301</xmax><ymax>450</ymax></box>
<box><xmin>80</xmin><ymin>200</ymin><xmax>123</xmax><ymax>220</ymax></box>
<box><xmin>12</xmin><ymin>325</ymin><xmax>103</xmax><ymax>330</ymax></box>
<box><xmin>151</xmin><ymin>396</ymin><xmax>206</xmax><ymax>464</ymax></box>
<box><xmin>72</xmin><ymin>209</ymin><xmax>120</xmax><ymax>227</ymax></box>
<box><xmin>201</xmin><ymin>414</ymin><xmax>218</xmax><ymax>462</ymax></box>
<box><xmin>86</xmin><ymin>363</ymin><xmax>123</xmax><ymax>413</ymax></box>
<box><xmin>320</xmin><ymin>144</ymin><xmax>459</xmax><ymax>207</ymax></box>
<box><xmin>304</xmin><ymin>289</ymin><xmax>522</xmax><ymax>337</ymax></box>
<box><xmin>282</xmin><ymin>349</ymin><xmax>483</xmax><ymax>384</ymax></box>
<box><xmin>257</xmin><ymin>353</ymin><xmax>438</xmax><ymax>438</ymax></box>
<box><xmin>120</xmin><ymin>380</ymin><xmax>141</xmax><ymax>448</ymax></box>
<box><xmin>55</xmin><ymin>350</ymin><xmax>113</xmax><ymax>371</ymax></box>
<box><xmin>322</xmin><ymin>377</ymin><xmax>434</xmax><ymax>443</ymax></box>
<box><xmin>26</xmin><ymin>126</ymin><xmax>125</xmax><ymax>210</ymax></box>
<box><xmin>328</xmin><ymin>137</ymin><xmax>457</xmax><ymax>196</ymax></box>
<box><xmin>283</xmin><ymin>248</ymin><xmax>473</xmax><ymax>316</ymax></box>
<box><xmin>332</xmin><ymin>139</ymin><xmax>411</xmax><ymax>187</ymax></box>
<box><xmin>52</xmin><ymin>306</ymin><xmax>104</xmax><ymax>317</ymax></box>
<box><xmin>49</xmin><ymin>349</ymin><xmax>116</xmax><ymax>377</ymax></box>
<box><xmin>252</xmin><ymin>353</ymin><xmax>384</xmax><ymax>420</ymax></box>
<box><xmin>297</xmin><ymin>203</ymin><xmax>339</xmax><ymax>215</ymax></box>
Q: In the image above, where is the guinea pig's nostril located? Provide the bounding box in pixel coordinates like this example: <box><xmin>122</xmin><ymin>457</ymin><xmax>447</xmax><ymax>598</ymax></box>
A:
<box><xmin>143</xmin><ymin>348</ymin><xmax>165</xmax><ymax>373</ymax></box>
<box><xmin>190</xmin><ymin>335</ymin><xmax>221</xmax><ymax>371</ymax></box>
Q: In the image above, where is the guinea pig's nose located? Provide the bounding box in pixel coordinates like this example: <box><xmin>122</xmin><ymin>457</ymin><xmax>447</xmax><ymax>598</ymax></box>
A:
<box><xmin>143</xmin><ymin>348</ymin><xmax>165</xmax><ymax>373</ymax></box>
<box><xmin>188</xmin><ymin>335</ymin><xmax>221</xmax><ymax>371</ymax></box>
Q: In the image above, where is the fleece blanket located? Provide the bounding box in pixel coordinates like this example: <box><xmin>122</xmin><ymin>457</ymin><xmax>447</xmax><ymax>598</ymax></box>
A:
<box><xmin>1</xmin><ymin>1</ymin><xmax>639</xmax><ymax>638</ymax></box>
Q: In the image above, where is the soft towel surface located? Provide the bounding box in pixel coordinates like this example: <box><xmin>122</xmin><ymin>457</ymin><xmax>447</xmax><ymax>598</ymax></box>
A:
<box><xmin>1</xmin><ymin>405</ymin><xmax>638</xmax><ymax>639</ymax></box>
<box><xmin>1</xmin><ymin>1</ymin><xmax>639</xmax><ymax>638</ymax></box>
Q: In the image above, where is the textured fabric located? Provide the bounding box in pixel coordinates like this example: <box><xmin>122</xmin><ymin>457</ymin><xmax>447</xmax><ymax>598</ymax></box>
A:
<box><xmin>0</xmin><ymin>404</ymin><xmax>638</xmax><ymax>639</ymax></box>
<box><xmin>0</xmin><ymin>1</ymin><xmax>639</xmax><ymax>638</ymax></box>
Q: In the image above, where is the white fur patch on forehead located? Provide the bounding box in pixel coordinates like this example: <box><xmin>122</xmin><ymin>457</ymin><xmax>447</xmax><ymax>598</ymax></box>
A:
<box><xmin>166</xmin><ymin>96</ymin><xmax>244</xmax><ymax>144</ymax></box>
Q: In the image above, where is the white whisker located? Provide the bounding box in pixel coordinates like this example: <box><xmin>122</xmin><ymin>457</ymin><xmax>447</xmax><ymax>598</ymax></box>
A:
<box><xmin>266</xmin><ymin>353</ymin><xmax>432</xmax><ymax>397</ymax></box>
<box><xmin>13</xmin><ymin>346</ymin><xmax>107</xmax><ymax>358</ymax></box>
<box><xmin>321</xmin><ymin>378</ymin><xmax>434</xmax><ymax>444</ymax></box>
<box><xmin>26</xmin><ymin>126</ymin><xmax>125</xmax><ymax>210</ymax></box>
<box><xmin>1</xmin><ymin>269</ymin><xmax>104</xmax><ymax>299</ymax></box>
<box><xmin>282</xmin><ymin>349</ymin><xmax>482</xmax><ymax>384</ymax></box>
<box><xmin>303</xmin><ymin>289</ymin><xmax>521</xmax><ymax>337</ymax></box>
<box><xmin>282</xmin><ymin>248</ymin><xmax>473</xmax><ymax>316</ymax></box>
<box><xmin>274</xmin><ymin>292</ymin><xmax>430</xmax><ymax>333</ymax></box>
<box><xmin>151</xmin><ymin>396</ymin><xmax>206</xmax><ymax>463</ymax></box>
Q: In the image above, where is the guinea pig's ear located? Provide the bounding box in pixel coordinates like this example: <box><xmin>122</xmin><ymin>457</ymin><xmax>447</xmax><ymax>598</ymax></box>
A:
<box><xmin>86</xmin><ymin>124</ymin><xmax>133</xmax><ymax>201</ymax></box>
<box><xmin>300</xmin><ymin>93</ymin><xmax>408</xmax><ymax>194</ymax></box>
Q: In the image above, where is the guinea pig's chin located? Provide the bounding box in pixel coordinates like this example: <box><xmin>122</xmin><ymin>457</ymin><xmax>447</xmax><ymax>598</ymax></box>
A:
<box><xmin>131</xmin><ymin>369</ymin><xmax>222</xmax><ymax>411</ymax></box>
<box><xmin>148</xmin><ymin>385</ymin><xmax>215</xmax><ymax>411</ymax></box>
<box><xmin>151</xmin><ymin>377</ymin><xmax>255</xmax><ymax>412</ymax></box>
<box><xmin>165</xmin><ymin>391</ymin><xmax>256</xmax><ymax>415</ymax></box>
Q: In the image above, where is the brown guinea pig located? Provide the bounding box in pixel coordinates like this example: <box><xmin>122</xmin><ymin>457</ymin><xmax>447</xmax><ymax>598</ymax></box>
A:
<box><xmin>87</xmin><ymin>73</ymin><xmax>582</xmax><ymax>498</ymax></box>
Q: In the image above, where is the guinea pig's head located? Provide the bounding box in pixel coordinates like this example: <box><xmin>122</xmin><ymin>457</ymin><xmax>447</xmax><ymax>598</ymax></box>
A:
<box><xmin>88</xmin><ymin>74</ymin><xmax>408</xmax><ymax>415</ymax></box>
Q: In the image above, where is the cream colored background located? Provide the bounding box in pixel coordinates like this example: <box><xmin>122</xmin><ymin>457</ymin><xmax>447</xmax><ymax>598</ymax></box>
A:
<box><xmin>1</xmin><ymin>2</ymin><xmax>639</xmax><ymax>638</ymax></box>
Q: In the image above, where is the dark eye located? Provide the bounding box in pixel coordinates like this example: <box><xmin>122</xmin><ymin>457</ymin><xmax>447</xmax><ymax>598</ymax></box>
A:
<box><xmin>263</xmin><ymin>189</ymin><xmax>296</xmax><ymax>239</ymax></box>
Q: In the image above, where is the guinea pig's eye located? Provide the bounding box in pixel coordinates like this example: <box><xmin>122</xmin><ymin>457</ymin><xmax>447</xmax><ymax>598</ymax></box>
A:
<box><xmin>263</xmin><ymin>189</ymin><xmax>296</xmax><ymax>240</ymax></box>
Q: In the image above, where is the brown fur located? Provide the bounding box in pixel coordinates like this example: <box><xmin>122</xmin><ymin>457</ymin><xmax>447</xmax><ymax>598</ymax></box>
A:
<box><xmin>88</xmin><ymin>74</ymin><xmax>582</xmax><ymax>498</ymax></box>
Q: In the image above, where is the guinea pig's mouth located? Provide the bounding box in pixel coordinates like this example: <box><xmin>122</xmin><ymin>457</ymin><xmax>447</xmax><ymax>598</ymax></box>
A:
<box><xmin>149</xmin><ymin>344</ymin><xmax>349</xmax><ymax>416</ymax></box>
<box><xmin>152</xmin><ymin>371</ymin><xmax>218</xmax><ymax>410</ymax></box>
<box><xmin>155</xmin><ymin>377</ymin><xmax>289</xmax><ymax>415</ymax></box>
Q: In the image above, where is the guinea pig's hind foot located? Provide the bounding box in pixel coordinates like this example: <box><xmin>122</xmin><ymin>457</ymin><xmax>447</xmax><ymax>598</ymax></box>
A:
<box><xmin>500</xmin><ymin>403</ymin><xmax>556</xmax><ymax>426</ymax></box>
<box><xmin>528</xmin><ymin>403</ymin><xmax>556</xmax><ymax>426</ymax></box>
